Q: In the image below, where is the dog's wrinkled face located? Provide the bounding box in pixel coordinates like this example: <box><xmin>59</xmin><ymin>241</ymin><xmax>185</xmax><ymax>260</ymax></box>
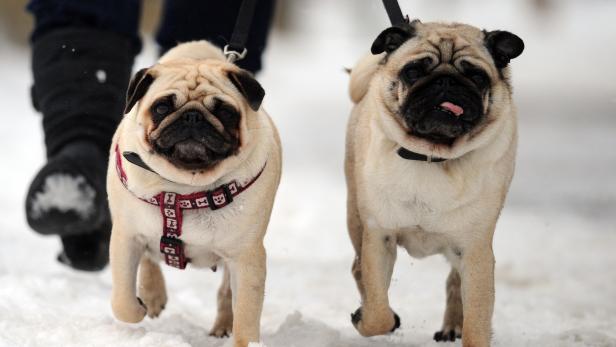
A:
<box><xmin>147</xmin><ymin>92</ymin><xmax>241</xmax><ymax>171</ymax></box>
<box><xmin>372</xmin><ymin>21</ymin><xmax>524</xmax><ymax>147</ymax></box>
<box><xmin>124</xmin><ymin>59</ymin><xmax>264</xmax><ymax>171</ymax></box>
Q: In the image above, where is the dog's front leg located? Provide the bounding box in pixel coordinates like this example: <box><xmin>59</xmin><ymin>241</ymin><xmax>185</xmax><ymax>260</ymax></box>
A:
<box><xmin>351</xmin><ymin>229</ymin><xmax>399</xmax><ymax>337</ymax></box>
<box><xmin>460</xmin><ymin>242</ymin><xmax>495</xmax><ymax>347</ymax></box>
<box><xmin>228</xmin><ymin>244</ymin><xmax>266</xmax><ymax>347</ymax></box>
<box><xmin>110</xmin><ymin>226</ymin><xmax>146</xmax><ymax>323</ymax></box>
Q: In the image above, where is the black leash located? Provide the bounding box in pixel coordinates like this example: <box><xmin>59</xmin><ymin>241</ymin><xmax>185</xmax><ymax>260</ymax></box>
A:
<box><xmin>224</xmin><ymin>0</ymin><xmax>258</xmax><ymax>63</ymax></box>
<box><xmin>381</xmin><ymin>1</ymin><xmax>445</xmax><ymax>163</ymax></box>
<box><xmin>381</xmin><ymin>0</ymin><xmax>409</xmax><ymax>26</ymax></box>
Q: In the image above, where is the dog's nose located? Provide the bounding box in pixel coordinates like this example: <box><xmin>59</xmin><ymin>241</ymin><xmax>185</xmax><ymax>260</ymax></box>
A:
<box><xmin>435</xmin><ymin>76</ymin><xmax>458</xmax><ymax>88</ymax></box>
<box><xmin>181</xmin><ymin>110</ymin><xmax>204</xmax><ymax>125</ymax></box>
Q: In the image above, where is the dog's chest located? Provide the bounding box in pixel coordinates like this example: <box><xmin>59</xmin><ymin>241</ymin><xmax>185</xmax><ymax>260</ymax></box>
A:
<box><xmin>360</xmin><ymin>155</ymin><xmax>485</xmax><ymax>232</ymax></box>
<box><xmin>133</xmin><ymin>194</ymin><xmax>256</xmax><ymax>267</ymax></box>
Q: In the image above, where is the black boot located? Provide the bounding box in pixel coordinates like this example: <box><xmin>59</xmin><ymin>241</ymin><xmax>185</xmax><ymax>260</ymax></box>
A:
<box><xmin>25</xmin><ymin>27</ymin><xmax>136</xmax><ymax>271</ymax></box>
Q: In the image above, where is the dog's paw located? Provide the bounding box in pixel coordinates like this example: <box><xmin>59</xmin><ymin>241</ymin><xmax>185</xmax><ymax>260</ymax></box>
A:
<box><xmin>139</xmin><ymin>284</ymin><xmax>167</xmax><ymax>319</ymax></box>
<box><xmin>209</xmin><ymin>315</ymin><xmax>233</xmax><ymax>338</ymax></box>
<box><xmin>351</xmin><ymin>307</ymin><xmax>400</xmax><ymax>336</ymax></box>
<box><xmin>209</xmin><ymin>325</ymin><xmax>232</xmax><ymax>338</ymax></box>
<box><xmin>435</xmin><ymin>310</ymin><xmax>463</xmax><ymax>342</ymax></box>
<box><xmin>351</xmin><ymin>307</ymin><xmax>362</xmax><ymax>326</ymax></box>
<box><xmin>111</xmin><ymin>296</ymin><xmax>147</xmax><ymax>323</ymax></box>
<box><xmin>392</xmin><ymin>312</ymin><xmax>401</xmax><ymax>332</ymax></box>
<box><xmin>434</xmin><ymin>329</ymin><xmax>462</xmax><ymax>342</ymax></box>
<box><xmin>140</xmin><ymin>292</ymin><xmax>167</xmax><ymax>318</ymax></box>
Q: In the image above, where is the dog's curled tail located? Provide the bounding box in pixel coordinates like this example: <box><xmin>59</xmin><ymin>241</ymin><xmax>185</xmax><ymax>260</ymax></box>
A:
<box><xmin>348</xmin><ymin>53</ymin><xmax>384</xmax><ymax>104</ymax></box>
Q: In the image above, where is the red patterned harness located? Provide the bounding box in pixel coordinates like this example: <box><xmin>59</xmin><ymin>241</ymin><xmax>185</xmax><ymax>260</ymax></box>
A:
<box><xmin>114</xmin><ymin>145</ymin><xmax>265</xmax><ymax>269</ymax></box>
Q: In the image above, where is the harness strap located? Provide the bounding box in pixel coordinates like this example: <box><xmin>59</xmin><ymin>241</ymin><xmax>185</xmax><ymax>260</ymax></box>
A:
<box><xmin>114</xmin><ymin>144</ymin><xmax>265</xmax><ymax>269</ymax></box>
<box><xmin>158</xmin><ymin>192</ymin><xmax>185</xmax><ymax>268</ymax></box>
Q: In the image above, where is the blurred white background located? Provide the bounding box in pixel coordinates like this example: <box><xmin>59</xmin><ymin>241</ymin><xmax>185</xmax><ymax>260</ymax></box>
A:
<box><xmin>0</xmin><ymin>1</ymin><xmax>615</xmax><ymax>346</ymax></box>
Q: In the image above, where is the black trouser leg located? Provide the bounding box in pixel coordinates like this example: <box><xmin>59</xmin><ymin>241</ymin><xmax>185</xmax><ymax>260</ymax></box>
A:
<box><xmin>155</xmin><ymin>0</ymin><xmax>276</xmax><ymax>73</ymax></box>
<box><xmin>28</xmin><ymin>0</ymin><xmax>141</xmax><ymax>155</ymax></box>
<box><xmin>26</xmin><ymin>0</ymin><xmax>141</xmax><ymax>271</ymax></box>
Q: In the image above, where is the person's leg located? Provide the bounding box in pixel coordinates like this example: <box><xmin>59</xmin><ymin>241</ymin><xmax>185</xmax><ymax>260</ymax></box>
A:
<box><xmin>25</xmin><ymin>0</ymin><xmax>141</xmax><ymax>271</ymax></box>
<box><xmin>155</xmin><ymin>0</ymin><xmax>275</xmax><ymax>73</ymax></box>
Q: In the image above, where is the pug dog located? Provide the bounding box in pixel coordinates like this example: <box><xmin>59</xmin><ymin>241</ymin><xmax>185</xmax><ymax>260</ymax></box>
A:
<box><xmin>345</xmin><ymin>21</ymin><xmax>524</xmax><ymax>346</ymax></box>
<box><xmin>107</xmin><ymin>41</ymin><xmax>281</xmax><ymax>347</ymax></box>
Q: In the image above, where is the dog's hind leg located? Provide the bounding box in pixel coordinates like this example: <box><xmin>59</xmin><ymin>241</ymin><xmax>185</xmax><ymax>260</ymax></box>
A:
<box><xmin>434</xmin><ymin>267</ymin><xmax>463</xmax><ymax>342</ymax></box>
<box><xmin>138</xmin><ymin>256</ymin><xmax>167</xmax><ymax>318</ymax></box>
<box><xmin>351</xmin><ymin>228</ymin><xmax>400</xmax><ymax>337</ymax></box>
<box><xmin>209</xmin><ymin>263</ymin><xmax>233</xmax><ymax>338</ymax></box>
<box><xmin>347</xmin><ymin>186</ymin><xmax>366</xmax><ymax>302</ymax></box>
<box><xmin>345</xmin><ymin>130</ymin><xmax>366</xmax><ymax>303</ymax></box>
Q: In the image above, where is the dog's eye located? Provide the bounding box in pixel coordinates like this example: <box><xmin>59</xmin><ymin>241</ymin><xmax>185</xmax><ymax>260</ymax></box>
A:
<box><xmin>460</xmin><ymin>61</ymin><xmax>490</xmax><ymax>89</ymax></box>
<box><xmin>405</xmin><ymin>67</ymin><xmax>422</xmax><ymax>81</ymax></box>
<box><xmin>471</xmin><ymin>73</ymin><xmax>486</xmax><ymax>86</ymax></box>
<box><xmin>216</xmin><ymin>107</ymin><xmax>232</xmax><ymax>119</ymax></box>
<box><xmin>401</xmin><ymin>58</ymin><xmax>433</xmax><ymax>84</ymax></box>
<box><xmin>213</xmin><ymin>102</ymin><xmax>240</xmax><ymax>130</ymax></box>
<box><xmin>402</xmin><ymin>65</ymin><xmax>424</xmax><ymax>84</ymax></box>
<box><xmin>420</xmin><ymin>57</ymin><xmax>434</xmax><ymax>66</ymax></box>
<box><xmin>467</xmin><ymin>70</ymin><xmax>490</xmax><ymax>88</ymax></box>
<box><xmin>154</xmin><ymin>102</ymin><xmax>170</xmax><ymax>115</ymax></box>
<box><xmin>150</xmin><ymin>99</ymin><xmax>174</xmax><ymax>124</ymax></box>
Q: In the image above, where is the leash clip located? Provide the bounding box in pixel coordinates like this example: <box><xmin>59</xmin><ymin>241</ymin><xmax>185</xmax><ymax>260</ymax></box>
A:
<box><xmin>224</xmin><ymin>45</ymin><xmax>248</xmax><ymax>63</ymax></box>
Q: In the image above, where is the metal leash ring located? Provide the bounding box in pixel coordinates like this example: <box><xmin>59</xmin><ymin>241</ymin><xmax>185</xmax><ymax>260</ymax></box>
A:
<box><xmin>223</xmin><ymin>45</ymin><xmax>248</xmax><ymax>63</ymax></box>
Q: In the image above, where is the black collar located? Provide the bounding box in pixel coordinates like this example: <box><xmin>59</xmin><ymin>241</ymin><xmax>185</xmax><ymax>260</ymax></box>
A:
<box><xmin>397</xmin><ymin>147</ymin><xmax>446</xmax><ymax>162</ymax></box>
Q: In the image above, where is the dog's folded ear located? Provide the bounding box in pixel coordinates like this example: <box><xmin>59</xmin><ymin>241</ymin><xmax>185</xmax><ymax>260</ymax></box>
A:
<box><xmin>228</xmin><ymin>69</ymin><xmax>265</xmax><ymax>111</ymax></box>
<box><xmin>371</xmin><ymin>25</ymin><xmax>415</xmax><ymax>55</ymax></box>
<box><xmin>124</xmin><ymin>68</ymin><xmax>155</xmax><ymax>114</ymax></box>
<box><xmin>484</xmin><ymin>30</ymin><xmax>525</xmax><ymax>69</ymax></box>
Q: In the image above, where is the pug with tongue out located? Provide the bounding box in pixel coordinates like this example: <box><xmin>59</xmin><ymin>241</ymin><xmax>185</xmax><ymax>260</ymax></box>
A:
<box><xmin>344</xmin><ymin>21</ymin><xmax>524</xmax><ymax>346</ymax></box>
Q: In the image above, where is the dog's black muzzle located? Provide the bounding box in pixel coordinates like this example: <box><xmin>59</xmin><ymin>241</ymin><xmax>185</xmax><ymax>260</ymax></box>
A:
<box><xmin>151</xmin><ymin>110</ymin><xmax>238</xmax><ymax>170</ymax></box>
<box><xmin>403</xmin><ymin>74</ymin><xmax>485</xmax><ymax>145</ymax></box>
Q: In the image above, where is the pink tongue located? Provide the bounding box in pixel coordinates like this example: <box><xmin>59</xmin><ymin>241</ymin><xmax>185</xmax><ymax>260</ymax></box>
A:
<box><xmin>440</xmin><ymin>101</ymin><xmax>464</xmax><ymax>117</ymax></box>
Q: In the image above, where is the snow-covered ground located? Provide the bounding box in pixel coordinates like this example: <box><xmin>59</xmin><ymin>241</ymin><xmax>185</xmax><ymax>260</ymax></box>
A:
<box><xmin>1</xmin><ymin>1</ymin><xmax>615</xmax><ymax>346</ymax></box>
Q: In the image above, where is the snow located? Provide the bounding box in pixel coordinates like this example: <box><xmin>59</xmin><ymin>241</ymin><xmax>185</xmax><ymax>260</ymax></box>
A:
<box><xmin>29</xmin><ymin>174</ymin><xmax>96</xmax><ymax>220</ymax></box>
<box><xmin>1</xmin><ymin>1</ymin><xmax>615</xmax><ymax>347</ymax></box>
<box><xmin>95</xmin><ymin>70</ymin><xmax>107</xmax><ymax>84</ymax></box>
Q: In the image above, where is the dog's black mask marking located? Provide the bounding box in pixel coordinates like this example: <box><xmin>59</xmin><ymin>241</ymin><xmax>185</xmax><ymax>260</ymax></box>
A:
<box><xmin>151</xmin><ymin>100</ymin><xmax>241</xmax><ymax>170</ymax></box>
<box><xmin>402</xmin><ymin>71</ymin><xmax>486</xmax><ymax>145</ymax></box>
